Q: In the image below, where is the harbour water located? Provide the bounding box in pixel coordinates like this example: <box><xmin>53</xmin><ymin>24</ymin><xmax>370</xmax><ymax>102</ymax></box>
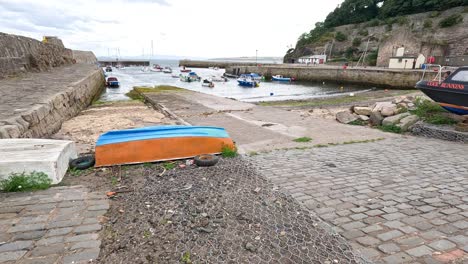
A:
<box><xmin>100</xmin><ymin>60</ymin><xmax>372</xmax><ymax>102</ymax></box>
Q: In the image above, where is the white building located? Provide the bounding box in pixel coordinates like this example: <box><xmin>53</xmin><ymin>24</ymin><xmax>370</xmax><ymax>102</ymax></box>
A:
<box><xmin>298</xmin><ymin>55</ymin><xmax>327</xmax><ymax>65</ymax></box>
<box><xmin>388</xmin><ymin>47</ymin><xmax>426</xmax><ymax>69</ymax></box>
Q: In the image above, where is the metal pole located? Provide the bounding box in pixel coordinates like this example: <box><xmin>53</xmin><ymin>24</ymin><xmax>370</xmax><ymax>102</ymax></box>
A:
<box><xmin>256</xmin><ymin>50</ymin><xmax>258</xmax><ymax>65</ymax></box>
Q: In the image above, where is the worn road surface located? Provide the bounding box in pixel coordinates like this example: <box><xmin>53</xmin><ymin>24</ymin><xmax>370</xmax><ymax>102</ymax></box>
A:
<box><xmin>143</xmin><ymin>89</ymin><xmax>467</xmax><ymax>263</ymax></box>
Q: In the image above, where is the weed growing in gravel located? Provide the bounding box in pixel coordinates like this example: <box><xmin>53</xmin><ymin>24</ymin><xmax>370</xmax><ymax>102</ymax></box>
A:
<box><xmin>0</xmin><ymin>171</ymin><xmax>52</xmax><ymax>192</ymax></box>
<box><xmin>181</xmin><ymin>252</ymin><xmax>192</xmax><ymax>264</ymax></box>
<box><xmin>143</xmin><ymin>230</ymin><xmax>152</xmax><ymax>239</ymax></box>
<box><xmin>143</xmin><ymin>162</ymin><xmax>153</xmax><ymax>168</ymax></box>
<box><xmin>348</xmin><ymin>120</ymin><xmax>367</xmax><ymax>126</ymax></box>
<box><xmin>378</xmin><ymin>124</ymin><xmax>402</xmax><ymax>133</ymax></box>
<box><xmin>293</xmin><ymin>137</ymin><xmax>312</xmax><ymax>143</ymax></box>
<box><xmin>249</xmin><ymin>151</ymin><xmax>259</xmax><ymax>156</ymax></box>
<box><xmin>111</xmin><ymin>177</ymin><xmax>118</xmax><ymax>186</ymax></box>
<box><xmin>411</xmin><ymin>98</ymin><xmax>457</xmax><ymax>125</ymax></box>
<box><xmin>314</xmin><ymin>144</ymin><xmax>329</xmax><ymax>148</ymax></box>
<box><xmin>162</xmin><ymin>162</ymin><xmax>176</xmax><ymax>170</ymax></box>
<box><xmin>221</xmin><ymin>144</ymin><xmax>238</xmax><ymax>158</ymax></box>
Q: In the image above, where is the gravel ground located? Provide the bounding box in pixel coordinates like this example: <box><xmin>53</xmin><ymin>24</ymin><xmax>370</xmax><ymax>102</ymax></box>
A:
<box><xmin>98</xmin><ymin>157</ymin><xmax>368</xmax><ymax>264</ymax></box>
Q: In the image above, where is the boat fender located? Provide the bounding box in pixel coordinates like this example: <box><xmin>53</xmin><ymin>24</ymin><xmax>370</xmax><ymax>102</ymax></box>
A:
<box><xmin>194</xmin><ymin>154</ymin><xmax>219</xmax><ymax>167</ymax></box>
<box><xmin>70</xmin><ymin>155</ymin><xmax>95</xmax><ymax>170</ymax></box>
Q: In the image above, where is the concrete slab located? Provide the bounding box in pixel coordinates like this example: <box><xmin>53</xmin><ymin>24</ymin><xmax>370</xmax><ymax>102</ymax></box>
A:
<box><xmin>0</xmin><ymin>139</ymin><xmax>77</xmax><ymax>184</ymax></box>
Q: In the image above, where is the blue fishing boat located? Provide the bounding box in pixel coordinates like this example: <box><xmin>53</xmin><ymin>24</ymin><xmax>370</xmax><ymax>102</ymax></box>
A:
<box><xmin>95</xmin><ymin>125</ymin><xmax>235</xmax><ymax>167</ymax></box>
<box><xmin>272</xmin><ymin>75</ymin><xmax>295</xmax><ymax>82</ymax></box>
<box><xmin>180</xmin><ymin>72</ymin><xmax>201</xmax><ymax>82</ymax></box>
<box><xmin>106</xmin><ymin>77</ymin><xmax>120</xmax><ymax>88</ymax></box>
<box><xmin>237</xmin><ymin>74</ymin><xmax>259</xmax><ymax>87</ymax></box>
<box><xmin>416</xmin><ymin>66</ymin><xmax>468</xmax><ymax>115</ymax></box>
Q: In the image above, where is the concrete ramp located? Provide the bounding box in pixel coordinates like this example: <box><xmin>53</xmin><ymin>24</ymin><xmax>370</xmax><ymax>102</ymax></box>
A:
<box><xmin>0</xmin><ymin>139</ymin><xmax>77</xmax><ymax>184</ymax></box>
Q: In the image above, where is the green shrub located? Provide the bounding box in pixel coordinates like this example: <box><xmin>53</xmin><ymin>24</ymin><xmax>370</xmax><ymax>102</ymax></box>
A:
<box><xmin>429</xmin><ymin>11</ymin><xmax>441</xmax><ymax>18</ymax></box>
<box><xmin>386</xmin><ymin>24</ymin><xmax>393</xmax><ymax>32</ymax></box>
<box><xmin>423</xmin><ymin>20</ymin><xmax>433</xmax><ymax>29</ymax></box>
<box><xmin>358</xmin><ymin>29</ymin><xmax>369</xmax><ymax>36</ymax></box>
<box><xmin>367</xmin><ymin>19</ymin><xmax>380</xmax><ymax>27</ymax></box>
<box><xmin>352</xmin><ymin>38</ymin><xmax>362</xmax><ymax>47</ymax></box>
<box><xmin>464</xmin><ymin>6</ymin><xmax>468</xmax><ymax>13</ymax></box>
<box><xmin>378</xmin><ymin>124</ymin><xmax>402</xmax><ymax>134</ymax></box>
<box><xmin>345</xmin><ymin>47</ymin><xmax>358</xmax><ymax>59</ymax></box>
<box><xmin>396</xmin><ymin>16</ymin><xmax>409</xmax><ymax>26</ymax></box>
<box><xmin>0</xmin><ymin>172</ymin><xmax>52</xmax><ymax>192</ymax></box>
<box><xmin>439</xmin><ymin>14</ymin><xmax>463</xmax><ymax>28</ymax></box>
<box><xmin>335</xmin><ymin>31</ymin><xmax>347</xmax><ymax>42</ymax></box>
<box><xmin>365</xmin><ymin>51</ymin><xmax>378</xmax><ymax>66</ymax></box>
<box><xmin>221</xmin><ymin>144</ymin><xmax>238</xmax><ymax>158</ymax></box>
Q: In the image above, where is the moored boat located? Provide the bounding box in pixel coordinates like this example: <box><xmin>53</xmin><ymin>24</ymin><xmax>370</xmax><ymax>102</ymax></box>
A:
<box><xmin>237</xmin><ymin>74</ymin><xmax>259</xmax><ymax>87</ymax></box>
<box><xmin>202</xmin><ymin>79</ymin><xmax>215</xmax><ymax>88</ymax></box>
<box><xmin>180</xmin><ymin>66</ymin><xmax>191</xmax><ymax>73</ymax></box>
<box><xmin>95</xmin><ymin>126</ymin><xmax>235</xmax><ymax>167</ymax></box>
<box><xmin>415</xmin><ymin>65</ymin><xmax>468</xmax><ymax>115</ymax></box>
<box><xmin>106</xmin><ymin>76</ymin><xmax>120</xmax><ymax>88</ymax></box>
<box><xmin>272</xmin><ymin>75</ymin><xmax>295</xmax><ymax>82</ymax></box>
<box><xmin>180</xmin><ymin>72</ymin><xmax>201</xmax><ymax>82</ymax></box>
<box><xmin>163</xmin><ymin>67</ymin><xmax>172</xmax><ymax>73</ymax></box>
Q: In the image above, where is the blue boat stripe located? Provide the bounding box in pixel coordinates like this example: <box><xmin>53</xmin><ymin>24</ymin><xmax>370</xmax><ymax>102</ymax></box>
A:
<box><xmin>96</xmin><ymin>126</ymin><xmax>231</xmax><ymax>146</ymax></box>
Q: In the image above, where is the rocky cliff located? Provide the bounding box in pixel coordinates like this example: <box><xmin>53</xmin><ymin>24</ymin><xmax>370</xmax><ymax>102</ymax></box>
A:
<box><xmin>285</xmin><ymin>7</ymin><xmax>468</xmax><ymax>67</ymax></box>
<box><xmin>0</xmin><ymin>32</ymin><xmax>74</xmax><ymax>79</ymax></box>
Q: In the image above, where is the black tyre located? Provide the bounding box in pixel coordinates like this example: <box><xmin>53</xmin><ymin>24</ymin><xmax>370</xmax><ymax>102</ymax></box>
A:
<box><xmin>194</xmin><ymin>154</ymin><xmax>219</xmax><ymax>167</ymax></box>
<box><xmin>70</xmin><ymin>155</ymin><xmax>95</xmax><ymax>170</ymax></box>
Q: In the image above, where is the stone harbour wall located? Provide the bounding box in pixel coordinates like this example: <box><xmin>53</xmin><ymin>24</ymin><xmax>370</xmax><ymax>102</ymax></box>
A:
<box><xmin>0</xmin><ymin>69</ymin><xmax>105</xmax><ymax>139</ymax></box>
<box><xmin>0</xmin><ymin>32</ymin><xmax>74</xmax><ymax>79</ymax></box>
<box><xmin>72</xmin><ymin>50</ymin><xmax>98</xmax><ymax>64</ymax></box>
<box><xmin>226</xmin><ymin>65</ymin><xmax>438</xmax><ymax>88</ymax></box>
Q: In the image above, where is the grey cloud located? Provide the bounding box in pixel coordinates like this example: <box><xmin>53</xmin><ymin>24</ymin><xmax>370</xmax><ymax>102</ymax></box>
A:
<box><xmin>0</xmin><ymin>0</ymin><xmax>119</xmax><ymax>33</ymax></box>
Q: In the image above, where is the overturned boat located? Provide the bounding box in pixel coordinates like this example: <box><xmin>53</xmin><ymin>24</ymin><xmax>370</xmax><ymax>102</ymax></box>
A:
<box><xmin>95</xmin><ymin>126</ymin><xmax>235</xmax><ymax>167</ymax></box>
<box><xmin>415</xmin><ymin>65</ymin><xmax>468</xmax><ymax>115</ymax></box>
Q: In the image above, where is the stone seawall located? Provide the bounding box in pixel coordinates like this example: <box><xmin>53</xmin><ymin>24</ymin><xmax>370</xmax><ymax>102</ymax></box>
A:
<box><xmin>179</xmin><ymin>60</ymin><xmax>272</xmax><ymax>68</ymax></box>
<box><xmin>226</xmin><ymin>65</ymin><xmax>437</xmax><ymax>88</ymax></box>
<box><xmin>0</xmin><ymin>32</ymin><xmax>74</xmax><ymax>79</ymax></box>
<box><xmin>72</xmin><ymin>50</ymin><xmax>98</xmax><ymax>64</ymax></box>
<box><xmin>0</xmin><ymin>67</ymin><xmax>105</xmax><ymax>139</ymax></box>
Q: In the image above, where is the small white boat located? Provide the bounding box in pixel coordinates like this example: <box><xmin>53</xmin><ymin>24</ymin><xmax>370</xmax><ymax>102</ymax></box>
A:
<box><xmin>163</xmin><ymin>67</ymin><xmax>172</xmax><ymax>73</ymax></box>
<box><xmin>141</xmin><ymin>67</ymin><xmax>150</xmax><ymax>72</ymax></box>
<box><xmin>171</xmin><ymin>73</ymin><xmax>180</xmax><ymax>78</ymax></box>
<box><xmin>202</xmin><ymin>79</ymin><xmax>215</xmax><ymax>88</ymax></box>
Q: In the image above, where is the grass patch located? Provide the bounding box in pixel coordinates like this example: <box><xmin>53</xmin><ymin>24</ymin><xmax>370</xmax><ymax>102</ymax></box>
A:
<box><xmin>135</xmin><ymin>85</ymin><xmax>185</xmax><ymax>93</ymax></box>
<box><xmin>378</xmin><ymin>124</ymin><xmax>402</xmax><ymax>133</ymax></box>
<box><xmin>0</xmin><ymin>171</ymin><xmax>52</xmax><ymax>192</ymax></box>
<box><xmin>221</xmin><ymin>144</ymin><xmax>238</xmax><ymax>158</ymax></box>
<box><xmin>293</xmin><ymin>137</ymin><xmax>312</xmax><ymax>143</ymax></box>
<box><xmin>411</xmin><ymin>98</ymin><xmax>457</xmax><ymax>125</ymax></box>
<box><xmin>162</xmin><ymin>162</ymin><xmax>176</xmax><ymax>170</ymax></box>
<box><xmin>258</xmin><ymin>90</ymin><xmax>415</xmax><ymax>108</ymax></box>
<box><xmin>349</xmin><ymin>119</ymin><xmax>367</xmax><ymax>126</ymax></box>
<box><xmin>125</xmin><ymin>89</ymin><xmax>145</xmax><ymax>101</ymax></box>
<box><xmin>248</xmin><ymin>151</ymin><xmax>259</xmax><ymax>156</ymax></box>
<box><xmin>181</xmin><ymin>252</ymin><xmax>192</xmax><ymax>264</ymax></box>
<box><xmin>314</xmin><ymin>144</ymin><xmax>329</xmax><ymax>148</ymax></box>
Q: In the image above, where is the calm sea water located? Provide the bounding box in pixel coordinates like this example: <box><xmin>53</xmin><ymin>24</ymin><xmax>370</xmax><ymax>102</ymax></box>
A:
<box><xmin>100</xmin><ymin>59</ymin><xmax>371</xmax><ymax>102</ymax></box>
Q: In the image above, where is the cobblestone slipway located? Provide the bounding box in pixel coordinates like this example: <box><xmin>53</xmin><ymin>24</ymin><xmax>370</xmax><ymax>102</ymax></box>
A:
<box><xmin>0</xmin><ymin>186</ymin><xmax>108</xmax><ymax>263</ymax></box>
<box><xmin>248</xmin><ymin>137</ymin><xmax>468</xmax><ymax>263</ymax></box>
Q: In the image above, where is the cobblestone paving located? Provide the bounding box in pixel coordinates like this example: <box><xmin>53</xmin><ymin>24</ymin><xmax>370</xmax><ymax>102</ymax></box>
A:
<box><xmin>248</xmin><ymin>137</ymin><xmax>468</xmax><ymax>263</ymax></box>
<box><xmin>0</xmin><ymin>186</ymin><xmax>108</xmax><ymax>264</ymax></box>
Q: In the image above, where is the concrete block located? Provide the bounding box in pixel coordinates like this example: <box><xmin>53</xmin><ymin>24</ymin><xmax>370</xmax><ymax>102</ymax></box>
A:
<box><xmin>0</xmin><ymin>139</ymin><xmax>77</xmax><ymax>184</ymax></box>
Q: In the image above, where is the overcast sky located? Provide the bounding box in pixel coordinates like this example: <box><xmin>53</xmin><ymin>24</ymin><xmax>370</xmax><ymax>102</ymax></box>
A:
<box><xmin>0</xmin><ymin>0</ymin><xmax>343</xmax><ymax>58</ymax></box>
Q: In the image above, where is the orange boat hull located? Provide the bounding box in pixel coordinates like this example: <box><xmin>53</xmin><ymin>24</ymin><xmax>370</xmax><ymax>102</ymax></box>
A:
<box><xmin>95</xmin><ymin>136</ymin><xmax>235</xmax><ymax>167</ymax></box>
